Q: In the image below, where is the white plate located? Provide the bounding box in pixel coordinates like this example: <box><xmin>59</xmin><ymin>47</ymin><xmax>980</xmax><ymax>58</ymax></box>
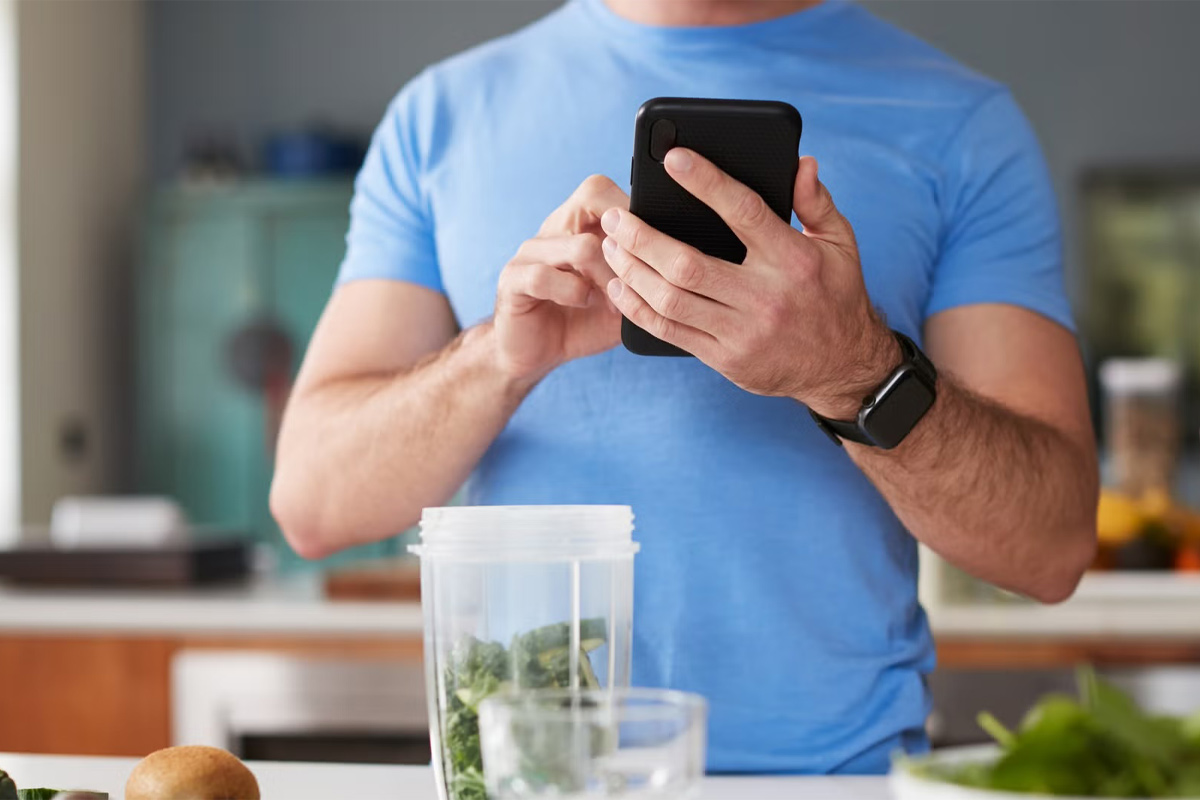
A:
<box><xmin>888</xmin><ymin>745</ymin><xmax>1196</xmax><ymax>800</ymax></box>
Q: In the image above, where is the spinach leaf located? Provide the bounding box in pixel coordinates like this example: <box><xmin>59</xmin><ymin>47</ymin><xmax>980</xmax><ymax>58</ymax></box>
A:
<box><xmin>926</xmin><ymin>668</ymin><xmax>1200</xmax><ymax>798</ymax></box>
<box><xmin>439</xmin><ymin>619</ymin><xmax>608</xmax><ymax>800</ymax></box>
<box><xmin>17</xmin><ymin>790</ymin><xmax>62</xmax><ymax>800</ymax></box>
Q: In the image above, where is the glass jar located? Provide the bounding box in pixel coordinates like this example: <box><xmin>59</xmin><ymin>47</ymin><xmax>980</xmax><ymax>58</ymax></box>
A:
<box><xmin>479</xmin><ymin>688</ymin><xmax>707</xmax><ymax>800</ymax></box>
<box><xmin>1099</xmin><ymin>358</ymin><xmax>1182</xmax><ymax>495</ymax></box>
<box><xmin>409</xmin><ymin>506</ymin><xmax>639</xmax><ymax>800</ymax></box>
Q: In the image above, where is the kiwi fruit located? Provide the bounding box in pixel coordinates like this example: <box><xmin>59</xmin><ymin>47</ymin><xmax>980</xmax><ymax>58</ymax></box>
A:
<box><xmin>125</xmin><ymin>746</ymin><xmax>259</xmax><ymax>800</ymax></box>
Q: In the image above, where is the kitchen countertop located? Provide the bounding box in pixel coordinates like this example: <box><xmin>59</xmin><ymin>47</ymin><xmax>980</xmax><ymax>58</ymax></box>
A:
<box><xmin>0</xmin><ymin>573</ymin><xmax>424</xmax><ymax>636</ymax></box>
<box><xmin>0</xmin><ymin>571</ymin><xmax>1198</xmax><ymax>639</ymax></box>
<box><xmin>0</xmin><ymin>753</ymin><xmax>891</xmax><ymax>800</ymax></box>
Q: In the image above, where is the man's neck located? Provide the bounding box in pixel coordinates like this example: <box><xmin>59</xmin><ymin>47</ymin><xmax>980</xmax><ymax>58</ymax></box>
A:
<box><xmin>603</xmin><ymin>0</ymin><xmax>820</xmax><ymax>27</ymax></box>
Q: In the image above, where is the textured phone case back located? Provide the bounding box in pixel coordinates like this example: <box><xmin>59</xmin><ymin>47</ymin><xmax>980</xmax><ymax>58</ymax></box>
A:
<box><xmin>624</xmin><ymin>98</ymin><xmax>802</xmax><ymax>356</ymax></box>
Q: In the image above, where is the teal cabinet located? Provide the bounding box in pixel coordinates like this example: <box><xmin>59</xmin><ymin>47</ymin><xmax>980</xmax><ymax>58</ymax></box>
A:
<box><xmin>137</xmin><ymin>180</ymin><xmax>402</xmax><ymax>570</ymax></box>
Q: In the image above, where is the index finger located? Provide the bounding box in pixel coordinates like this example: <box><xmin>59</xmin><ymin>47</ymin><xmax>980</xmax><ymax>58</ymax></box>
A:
<box><xmin>540</xmin><ymin>174</ymin><xmax>630</xmax><ymax>237</ymax></box>
<box><xmin>663</xmin><ymin>148</ymin><xmax>783</xmax><ymax>246</ymax></box>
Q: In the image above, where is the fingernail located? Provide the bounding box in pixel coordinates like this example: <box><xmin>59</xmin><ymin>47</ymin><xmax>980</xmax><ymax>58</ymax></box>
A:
<box><xmin>607</xmin><ymin>279</ymin><xmax>623</xmax><ymax>300</ymax></box>
<box><xmin>665</xmin><ymin>148</ymin><xmax>692</xmax><ymax>172</ymax></box>
<box><xmin>602</xmin><ymin>236</ymin><xmax>616</xmax><ymax>256</ymax></box>
<box><xmin>601</xmin><ymin>208</ymin><xmax>620</xmax><ymax>234</ymax></box>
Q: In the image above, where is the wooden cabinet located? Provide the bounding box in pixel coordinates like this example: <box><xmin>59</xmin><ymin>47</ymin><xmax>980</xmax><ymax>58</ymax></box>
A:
<box><xmin>0</xmin><ymin>633</ymin><xmax>422</xmax><ymax>757</ymax></box>
<box><xmin>938</xmin><ymin>636</ymin><xmax>1200</xmax><ymax>670</ymax></box>
<box><xmin>0</xmin><ymin>636</ymin><xmax>173</xmax><ymax>756</ymax></box>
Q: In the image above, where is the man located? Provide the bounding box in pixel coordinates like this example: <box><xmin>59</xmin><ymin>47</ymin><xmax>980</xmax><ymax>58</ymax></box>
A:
<box><xmin>271</xmin><ymin>0</ymin><xmax>1099</xmax><ymax>774</ymax></box>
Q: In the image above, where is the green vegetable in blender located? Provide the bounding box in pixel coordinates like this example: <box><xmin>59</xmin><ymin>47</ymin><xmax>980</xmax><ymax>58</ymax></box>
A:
<box><xmin>441</xmin><ymin>619</ymin><xmax>609</xmax><ymax>800</ymax></box>
<box><xmin>909</xmin><ymin>668</ymin><xmax>1200</xmax><ymax>797</ymax></box>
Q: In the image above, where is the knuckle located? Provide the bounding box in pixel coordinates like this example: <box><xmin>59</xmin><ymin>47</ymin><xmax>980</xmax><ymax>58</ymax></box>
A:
<box><xmin>572</xmin><ymin>232</ymin><xmax>600</xmax><ymax>260</ymax></box>
<box><xmin>571</xmin><ymin>279</ymin><xmax>591</xmax><ymax>305</ymax></box>
<box><xmin>648</xmin><ymin>313</ymin><xmax>676</xmax><ymax>341</ymax></box>
<box><xmin>669</xmin><ymin>250</ymin><xmax>701</xmax><ymax>289</ymax></box>
<box><xmin>580</xmin><ymin>173</ymin><xmax>615</xmax><ymax>197</ymax></box>
<box><xmin>496</xmin><ymin>269</ymin><xmax>514</xmax><ymax>296</ymax></box>
<box><xmin>655</xmin><ymin>286</ymin><xmax>685</xmax><ymax>320</ymax></box>
<box><xmin>735</xmin><ymin>190</ymin><xmax>769</xmax><ymax>229</ymax></box>
<box><xmin>759</xmin><ymin>294</ymin><xmax>789</xmax><ymax>329</ymax></box>
<box><xmin>526</xmin><ymin>265</ymin><xmax>553</xmax><ymax>297</ymax></box>
<box><xmin>626</xmin><ymin>295</ymin><xmax>651</xmax><ymax>324</ymax></box>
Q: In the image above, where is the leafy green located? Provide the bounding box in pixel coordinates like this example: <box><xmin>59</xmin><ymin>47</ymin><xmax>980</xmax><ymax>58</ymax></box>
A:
<box><xmin>17</xmin><ymin>790</ymin><xmax>62</xmax><ymax>800</ymax></box>
<box><xmin>914</xmin><ymin>668</ymin><xmax>1200</xmax><ymax>797</ymax></box>
<box><xmin>440</xmin><ymin>619</ymin><xmax>608</xmax><ymax>800</ymax></box>
<box><xmin>0</xmin><ymin>769</ymin><xmax>105</xmax><ymax>800</ymax></box>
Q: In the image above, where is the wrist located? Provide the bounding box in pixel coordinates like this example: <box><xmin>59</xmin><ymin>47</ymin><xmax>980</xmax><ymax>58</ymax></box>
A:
<box><xmin>804</xmin><ymin>325</ymin><xmax>902</xmax><ymax>420</ymax></box>
<box><xmin>474</xmin><ymin>322</ymin><xmax>551</xmax><ymax>399</ymax></box>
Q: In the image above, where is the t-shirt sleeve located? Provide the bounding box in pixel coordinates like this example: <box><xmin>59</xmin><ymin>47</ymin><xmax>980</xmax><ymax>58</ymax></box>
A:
<box><xmin>335</xmin><ymin>72</ymin><xmax>443</xmax><ymax>293</ymax></box>
<box><xmin>926</xmin><ymin>90</ymin><xmax>1074</xmax><ymax>331</ymax></box>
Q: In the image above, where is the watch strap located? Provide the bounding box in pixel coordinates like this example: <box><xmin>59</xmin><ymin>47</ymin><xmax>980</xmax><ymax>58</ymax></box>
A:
<box><xmin>809</xmin><ymin>329</ymin><xmax>936</xmax><ymax>448</ymax></box>
<box><xmin>809</xmin><ymin>408</ymin><xmax>868</xmax><ymax>447</ymax></box>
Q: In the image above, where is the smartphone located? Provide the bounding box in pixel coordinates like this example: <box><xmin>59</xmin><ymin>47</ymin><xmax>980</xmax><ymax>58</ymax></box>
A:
<box><xmin>622</xmin><ymin>97</ymin><xmax>803</xmax><ymax>357</ymax></box>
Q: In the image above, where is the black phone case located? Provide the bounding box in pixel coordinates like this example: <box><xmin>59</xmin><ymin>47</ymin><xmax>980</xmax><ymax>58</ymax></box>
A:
<box><xmin>623</xmin><ymin>97</ymin><xmax>802</xmax><ymax>357</ymax></box>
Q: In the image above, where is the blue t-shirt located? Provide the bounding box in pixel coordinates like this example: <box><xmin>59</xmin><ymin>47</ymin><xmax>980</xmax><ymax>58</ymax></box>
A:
<box><xmin>337</xmin><ymin>0</ymin><xmax>1072</xmax><ymax>775</ymax></box>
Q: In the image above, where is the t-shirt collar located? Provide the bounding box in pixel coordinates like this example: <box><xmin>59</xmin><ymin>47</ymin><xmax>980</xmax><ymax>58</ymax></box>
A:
<box><xmin>575</xmin><ymin>0</ymin><xmax>847</xmax><ymax>52</ymax></box>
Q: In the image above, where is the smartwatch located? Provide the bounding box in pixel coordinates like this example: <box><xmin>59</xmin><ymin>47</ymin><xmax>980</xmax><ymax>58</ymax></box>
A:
<box><xmin>809</xmin><ymin>330</ymin><xmax>937</xmax><ymax>450</ymax></box>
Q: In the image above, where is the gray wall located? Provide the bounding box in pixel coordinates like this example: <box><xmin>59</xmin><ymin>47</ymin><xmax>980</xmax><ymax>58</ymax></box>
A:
<box><xmin>147</xmin><ymin>0</ymin><xmax>556</xmax><ymax>179</ymax></box>
<box><xmin>148</xmin><ymin>0</ymin><xmax>1200</xmax><ymax>297</ymax></box>
<box><xmin>864</xmin><ymin>0</ymin><xmax>1200</xmax><ymax>303</ymax></box>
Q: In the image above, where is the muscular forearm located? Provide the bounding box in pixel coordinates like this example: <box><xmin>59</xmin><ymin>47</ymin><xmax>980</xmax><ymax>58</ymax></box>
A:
<box><xmin>846</xmin><ymin>376</ymin><xmax>1098</xmax><ymax>603</ymax></box>
<box><xmin>271</xmin><ymin>322</ymin><xmax>532</xmax><ymax>558</ymax></box>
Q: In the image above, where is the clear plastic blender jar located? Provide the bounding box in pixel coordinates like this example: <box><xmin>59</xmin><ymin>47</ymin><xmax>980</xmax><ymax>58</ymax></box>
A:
<box><xmin>409</xmin><ymin>505</ymin><xmax>639</xmax><ymax>800</ymax></box>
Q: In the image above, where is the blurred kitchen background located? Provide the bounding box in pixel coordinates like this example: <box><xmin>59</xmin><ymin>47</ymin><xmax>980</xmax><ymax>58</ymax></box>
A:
<box><xmin>0</xmin><ymin>0</ymin><xmax>1199</xmax><ymax>767</ymax></box>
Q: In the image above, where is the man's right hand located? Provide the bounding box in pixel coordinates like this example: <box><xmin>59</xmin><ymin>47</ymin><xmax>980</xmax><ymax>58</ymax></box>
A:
<box><xmin>494</xmin><ymin>174</ymin><xmax>629</xmax><ymax>384</ymax></box>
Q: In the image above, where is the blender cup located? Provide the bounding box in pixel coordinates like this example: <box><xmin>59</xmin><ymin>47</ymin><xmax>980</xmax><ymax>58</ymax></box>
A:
<box><xmin>409</xmin><ymin>505</ymin><xmax>639</xmax><ymax>800</ymax></box>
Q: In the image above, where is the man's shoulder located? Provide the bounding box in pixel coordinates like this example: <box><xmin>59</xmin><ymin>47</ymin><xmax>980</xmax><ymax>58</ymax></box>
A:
<box><xmin>378</xmin><ymin>3</ymin><xmax>571</xmax><ymax>133</ymax></box>
<box><xmin>413</xmin><ymin>5</ymin><xmax>571</xmax><ymax>96</ymax></box>
<box><xmin>831</xmin><ymin>4</ymin><xmax>1007</xmax><ymax>113</ymax></box>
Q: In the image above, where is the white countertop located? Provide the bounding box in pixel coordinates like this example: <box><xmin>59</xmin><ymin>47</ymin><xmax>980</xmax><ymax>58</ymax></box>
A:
<box><xmin>0</xmin><ymin>573</ymin><xmax>425</xmax><ymax>636</ymax></box>
<box><xmin>0</xmin><ymin>753</ymin><xmax>890</xmax><ymax>800</ymax></box>
<box><xmin>0</xmin><ymin>571</ymin><xmax>1198</xmax><ymax>639</ymax></box>
<box><xmin>927</xmin><ymin>599</ymin><xmax>1200</xmax><ymax>639</ymax></box>
<box><xmin>927</xmin><ymin>571</ymin><xmax>1200</xmax><ymax>639</ymax></box>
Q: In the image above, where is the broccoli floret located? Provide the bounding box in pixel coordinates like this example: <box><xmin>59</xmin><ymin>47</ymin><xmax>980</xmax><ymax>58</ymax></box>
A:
<box><xmin>0</xmin><ymin>771</ymin><xmax>16</xmax><ymax>800</ymax></box>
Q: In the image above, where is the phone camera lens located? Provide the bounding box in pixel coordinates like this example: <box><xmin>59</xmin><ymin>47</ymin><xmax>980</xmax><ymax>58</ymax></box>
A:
<box><xmin>649</xmin><ymin>119</ymin><xmax>677</xmax><ymax>162</ymax></box>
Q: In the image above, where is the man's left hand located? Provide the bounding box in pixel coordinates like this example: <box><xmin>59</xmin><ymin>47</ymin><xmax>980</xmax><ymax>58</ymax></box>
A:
<box><xmin>601</xmin><ymin>149</ymin><xmax>899</xmax><ymax>419</ymax></box>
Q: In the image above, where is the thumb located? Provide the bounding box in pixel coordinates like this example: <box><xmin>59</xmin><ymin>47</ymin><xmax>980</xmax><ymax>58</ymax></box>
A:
<box><xmin>792</xmin><ymin>157</ymin><xmax>851</xmax><ymax>242</ymax></box>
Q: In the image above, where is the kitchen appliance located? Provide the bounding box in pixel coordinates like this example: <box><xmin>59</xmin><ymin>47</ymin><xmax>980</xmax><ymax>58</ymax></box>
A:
<box><xmin>0</xmin><ymin>537</ymin><xmax>251</xmax><ymax>587</ymax></box>
<box><xmin>409</xmin><ymin>505</ymin><xmax>640</xmax><ymax>800</ymax></box>
<box><xmin>172</xmin><ymin>650</ymin><xmax>430</xmax><ymax>765</ymax></box>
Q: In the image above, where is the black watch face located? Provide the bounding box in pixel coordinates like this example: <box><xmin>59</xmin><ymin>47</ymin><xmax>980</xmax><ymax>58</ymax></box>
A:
<box><xmin>861</xmin><ymin>369</ymin><xmax>935</xmax><ymax>450</ymax></box>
